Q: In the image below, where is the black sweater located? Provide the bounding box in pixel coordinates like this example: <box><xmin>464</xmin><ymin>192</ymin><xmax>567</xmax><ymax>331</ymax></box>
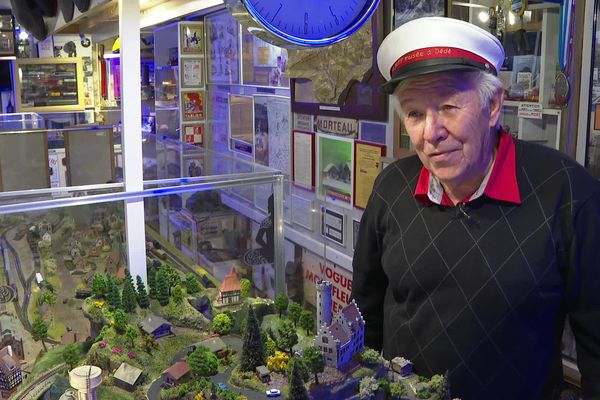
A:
<box><xmin>351</xmin><ymin>139</ymin><xmax>600</xmax><ymax>400</ymax></box>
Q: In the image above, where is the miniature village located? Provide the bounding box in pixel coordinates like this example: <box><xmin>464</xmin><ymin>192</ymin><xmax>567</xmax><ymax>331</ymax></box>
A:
<box><xmin>0</xmin><ymin>204</ymin><xmax>452</xmax><ymax>400</ymax></box>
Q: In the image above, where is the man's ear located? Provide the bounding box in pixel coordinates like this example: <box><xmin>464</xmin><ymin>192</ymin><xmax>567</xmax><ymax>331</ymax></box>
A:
<box><xmin>488</xmin><ymin>87</ymin><xmax>505</xmax><ymax>128</ymax></box>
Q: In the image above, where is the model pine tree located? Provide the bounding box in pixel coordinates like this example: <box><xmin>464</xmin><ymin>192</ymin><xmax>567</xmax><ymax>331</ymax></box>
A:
<box><xmin>91</xmin><ymin>272</ymin><xmax>107</xmax><ymax>298</ymax></box>
<box><xmin>121</xmin><ymin>278</ymin><xmax>137</xmax><ymax>313</ymax></box>
<box><xmin>113</xmin><ymin>308</ymin><xmax>129</xmax><ymax>334</ymax></box>
<box><xmin>136</xmin><ymin>275</ymin><xmax>150</xmax><ymax>308</ymax></box>
<box><xmin>62</xmin><ymin>344</ymin><xmax>80</xmax><ymax>371</ymax></box>
<box><xmin>156</xmin><ymin>269</ymin><xmax>170</xmax><ymax>306</ymax></box>
<box><xmin>107</xmin><ymin>278</ymin><xmax>122</xmax><ymax>310</ymax></box>
<box><xmin>147</xmin><ymin>266</ymin><xmax>158</xmax><ymax>299</ymax></box>
<box><xmin>240</xmin><ymin>305</ymin><xmax>265</xmax><ymax>372</ymax></box>
<box><xmin>289</xmin><ymin>358</ymin><xmax>310</xmax><ymax>400</ymax></box>
<box><xmin>171</xmin><ymin>284</ymin><xmax>184</xmax><ymax>305</ymax></box>
<box><xmin>185</xmin><ymin>272</ymin><xmax>201</xmax><ymax>294</ymax></box>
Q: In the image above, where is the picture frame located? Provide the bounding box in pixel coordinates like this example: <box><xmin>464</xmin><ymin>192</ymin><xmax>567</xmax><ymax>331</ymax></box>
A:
<box><xmin>317</xmin><ymin>134</ymin><xmax>354</xmax><ymax>206</ymax></box>
<box><xmin>394</xmin><ymin>0</ymin><xmax>446</xmax><ymax>28</ymax></box>
<box><xmin>180</xmin><ymin>58</ymin><xmax>204</xmax><ymax>88</ymax></box>
<box><xmin>241</xmin><ymin>29</ymin><xmax>290</xmax><ymax>88</ymax></box>
<box><xmin>183</xmin><ymin>123</ymin><xmax>204</xmax><ymax>146</ymax></box>
<box><xmin>354</xmin><ymin>141</ymin><xmax>386</xmax><ymax>209</ymax></box>
<box><xmin>228</xmin><ymin>94</ymin><xmax>254</xmax><ymax>155</ymax></box>
<box><xmin>290</xmin><ymin>6</ymin><xmax>386</xmax><ymax>121</ymax></box>
<box><xmin>180</xmin><ymin>22</ymin><xmax>204</xmax><ymax>54</ymax></box>
<box><xmin>253</xmin><ymin>94</ymin><xmax>291</xmax><ymax>173</ymax></box>
<box><xmin>321</xmin><ymin>206</ymin><xmax>345</xmax><ymax>246</ymax></box>
<box><xmin>205</xmin><ymin>10</ymin><xmax>240</xmax><ymax>84</ymax></box>
<box><xmin>181</xmin><ymin>90</ymin><xmax>205</xmax><ymax>121</ymax></box>
<box><xmin>359</xmin><ymin>121</ymin><xmax>387</xmax><ymax>145</ymax></box>
<box><xmin>292</xmin><ymin>130</ymin><xmax>315</xmax><ymax>191</ymax></box>
<box><xmin>291</xmin><ymin>194</ymin><xmax>314</xmax><ymax>231</ymax></box>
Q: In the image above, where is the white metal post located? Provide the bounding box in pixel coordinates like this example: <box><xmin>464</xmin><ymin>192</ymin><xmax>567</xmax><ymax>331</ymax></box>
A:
<box><xmin>119</xmin><ymin>0</ymin><xmax>147</xmax><ymax>286</ymax></box>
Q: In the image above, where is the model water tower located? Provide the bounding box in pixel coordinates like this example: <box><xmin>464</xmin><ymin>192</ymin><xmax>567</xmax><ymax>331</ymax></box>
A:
<box><xmin>68</xmin><ymin>365</ymin><xmax>102</xmax><ymax>400</ymax></box>
<box><xmin>316</xmin><ymin>280</ymin><xmax>333</xmax><ymax>328</ymax></box>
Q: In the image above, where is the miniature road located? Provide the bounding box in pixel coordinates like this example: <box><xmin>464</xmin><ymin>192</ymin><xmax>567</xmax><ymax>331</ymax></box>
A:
<box><xmin>1</xmin><ymin>232</ymin><xmax>32</xmax><ymax>331</ymax></box>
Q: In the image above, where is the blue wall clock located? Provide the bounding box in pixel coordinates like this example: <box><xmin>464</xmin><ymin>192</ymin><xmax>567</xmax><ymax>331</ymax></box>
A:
<box><xmin>225</xmin><ymin>0</ymin><xmax>381</xmax><ymax>48</ymax></box>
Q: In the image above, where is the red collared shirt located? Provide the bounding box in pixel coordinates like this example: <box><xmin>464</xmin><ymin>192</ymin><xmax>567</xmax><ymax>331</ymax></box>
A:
<box><xmin>414</xmin><ymin>130</ymin><xmax>521</xmax><ymax>206</ymax></box>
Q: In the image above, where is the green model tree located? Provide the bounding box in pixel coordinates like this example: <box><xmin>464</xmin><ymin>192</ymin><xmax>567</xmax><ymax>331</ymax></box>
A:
<box><xmin>274</xmin><ymin>292</ymin><xmax>289</xmax><ymax>318</ymax></box>
<box><xmin>277</xmin><ymin>319</ymin><xmax>298</xmax><ymax>355</ymax></box>
<box><xmin>147</xmin><ymin>266</ymin><xmax>158</xmax><ymax>299</ymax></box>
<box><xmin>287</xmin><ymin>356</ymin><xmax>310</xmax><ymax>383</ymax></box>
<box><xmin>161</xmin><ymin>263</ymin><xmax>180</xmax><ymax>287</ymax></box>
<box><xmin>302</xmin><ymin>345</ymin><xmax>324</xmax><ymax>385</ymax></box>
<box><xmin>113</xmin><ymin>308</ymin><xmax>129</xmax><ymax>334</ymax></box>
<box><xmin>188</xmin><ymin>346</ymin><xmax>218</xmax><ymax>377</ymax></box>
<box><xmin>389</xmin><ymin>381</ymin><xmax>408</xmax><ymax>399</ymax></box>
<box><xmin>288</xmin><ymin>358</ymin><xmax>310</xmax><ymax>400</ymax></box>
<box><xmin>262</xmin><ymin>330</ymin><xmax>277</xmax><ymax>358</ymax></box>
<box><xmin>135</xmin><ymin>275</ymin><xmax>150</xmax><ymax>308</ymax></box>
<box><xmin>62</xmin><ymin>344</ymin><xmax>80</xmax><ymax>371</ymax></box>
<box><xmin>91</xmin><ymin>272</ymin><xmax>107</xmax><ymax>298</ymax></box>
<box><xmin>107</xmin><ymin>277</ymin><xmax>122</xmax><ymax>310</ymax></box>
<box><xmin>125</xmin><ymin>325</ymin><xmax>139</xmax><ymax>348</ymax></box>
<box><xmin>359</xmin><ymin>376</ymin><xmax>379</xmax><ymax>400</ymax></box>
<box><xmin>240</xmin><ymin>305</ymin><xmax>265</xmax><ymax>372</ymax></box>
<box><xmin>31</xmin><ymin>318</ymin><xmax>49</xmax><ymax>351</ymax></box>
<box><xmin>213</xmin><ymin>313</ymin><xmax>233</xmax><ymax>335</ymax></box>
<box><xmin>156</xmin><ymin>269</ymin><xmax>170</xmax><ymax>306</ymax></box>
<box><xmin>121</xmin><ymin>278</ymin><xmax>137</xmax><ymax>313</ymax></box>
<box><xmin>141</xmin><ymin>332</ymin><xmax>158</xmax><ymax>355</ymax></box>
<box><xmin>37</xmin><ymin>289</ymin><xmax>56</xmax><ymax>307</ymax></box>
<box><xmin>185</xmin><ymin>272</ymin><xmax>201</xmax><ymax>295</ymax></box>
<box><xmin>171</xmin><ymin>284</ymin><xmax>184</xmax><ymax>305</ymax></box>
<box><xmin>429</xmin><ymin>372</ymin><xmax>451</xmax><ymax>400</ymax></box>
<box><xmin>239</xmin><ymin>278</ymin><xmax>252</xmax><ymax>298</ymax></box>
<box><xmin>288</xmin><ymin>301</ymin><xmax>302</xmax><ymax>327</ymax></box>
<box><xmin>299</xmin><ymin>310</ymin><xmax>314</xmax><ymax>335</ymax></box>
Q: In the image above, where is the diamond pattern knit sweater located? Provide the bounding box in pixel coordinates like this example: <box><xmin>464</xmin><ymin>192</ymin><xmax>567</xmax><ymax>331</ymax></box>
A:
<box><xmin>351</xmin><ymin>139</ymin><xmax>600</xmax><ymax>400</ymax></box>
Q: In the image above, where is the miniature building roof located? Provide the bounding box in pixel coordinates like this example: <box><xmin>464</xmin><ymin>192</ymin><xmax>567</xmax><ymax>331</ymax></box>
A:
<box><xmin>199</xmin><ymin>337</ymin><xmax>227</xmax><ymax>354</ymax></box>
<box><xmin>342</xmin><ymin>301</ymin><xmax>362</xmax><ymax>325</ymax></box>
<box><xmin>391</xmin><ymin>356</ymin><xmax>412</xmax><ymax>367</ymax></box>
<box><xmin>140</xmin><ymin>316</ymin><xmax>171</xmax><ymax>334</ymax></box>
<box><xmin>255</xmin><ymin>365</ymin><xmax>270</xmax><ymax>376</ymax></box>
<box><xmin>164</xmin><ymin>360</ymin><xmax>189</xmax><ymax>380</ymax></box>
<box><xmin>0</xmin><ymin>347</ymin><xmax>18</xmax><ymax>374</ymax></box>
<box><xmin>329</xmin><ymin>321</ymin><xmax>350</xmax><ymax>345</ymax></box>
<box><xmin>114</xmin><ymin>362</ymin><xmax>143</xmax><ymax>385</ymax></box>
<box><xmin>219</xmin><ymin>267</ymin><xmax>241</xmax><ymax>293</ymax></box>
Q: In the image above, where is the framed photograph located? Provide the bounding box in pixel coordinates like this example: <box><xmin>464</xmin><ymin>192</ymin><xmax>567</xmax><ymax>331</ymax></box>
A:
<box><xmin>180</xmin><ymin>58</ymin><xmax>204</xmax><ymax>88</ymax></box>
<box><xmin>360</xmin><ymin>121</ymin><xmax>387</xmax><ymax>145</ymax></box>
<box><xmin>180</xmin><ymin>22</ymin><xmax>204</xmax><ymax>54</ymax></box>
<box><xmin>394</xmin><ymin>0</ymin><xmax>446</xmax><ymax>28</ymax></box>
<box><xmin>292</xmin><ymin>130</ymin><xmax>315</xmax><ymax>191</ymax></box>
<box><xmin>294</xmin><ymin>113</ymin><xmax>313</xmax><ymax>132</ymax></box>
<box><xmin>184</xmin><ymin>157</ymin><xmax>204</xmax><ymax>177</ymax></box>
<box><xmin>290</xmin><ymin>6</ymin><xmax>386</xmax><ymax>121</ymax></box>
<box><xmin>253</xmin><ymin>94</ymin><xmax>291</xmax><ymax>173</ymax></box>
<box><xmin>318</xmin><ymin>134</ymin><xmax>354</xmax><ymax>206</ymax></box>
<box><xmin>353</xmin><ymin>219</ymin><xmax>360</xmax><ymax>250</ymax></box>
<box><xmin>183</xmin><ymin>123</ymin><xmax>204</xmax><ymax>146</ymax></box>
<box><xmin>321</xmin><ymin>206</ymin><xmax>345</xmax><ymax>246</ymax></box>
<box><xmin>181</xmin><ymin>90</ymin><xmax>205</xmax><ymax>121</ymax></box>
<box><xmin>205</xmin><ymin>10</ymin><xmax>240</xmax><ymax>84</ymax></box>
<box><xmin>354</xmin><ymin>141</ymin><xmax>386</xmax><ymax>209</ymax></box>
<box><xmin>229</xmin><ymin>94</ymin><xmax>254</xmax><ymax>155</ymax></box>
<box><xmin>291</xmin><ymin>194</ymin><xmax>314</xmax><ymax>231</ymax></box>
<box><xmin>241</xmin><ymin>30</ymin><xmax>289</xmax><ymax>88</ymax></box>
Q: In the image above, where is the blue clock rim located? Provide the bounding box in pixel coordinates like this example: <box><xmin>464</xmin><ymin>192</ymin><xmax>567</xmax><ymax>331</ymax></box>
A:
<box><xmin>241</xmin><ymin>0</ymin><xmax>381</xmax><ymax>47</ymax></box>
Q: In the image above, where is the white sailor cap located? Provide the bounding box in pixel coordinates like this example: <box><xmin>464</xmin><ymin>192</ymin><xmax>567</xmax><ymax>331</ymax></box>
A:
<box><xmin>377</xmin><ymin>17</ymin><xmax>505</xmax><ymax>94</ymax></box>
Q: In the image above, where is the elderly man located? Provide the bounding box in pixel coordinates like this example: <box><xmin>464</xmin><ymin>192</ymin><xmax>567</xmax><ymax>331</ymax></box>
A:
<box><xmin>351</xmin><ymin>17</ymin><xmax>600</xmax><ymax>399</ymax></box>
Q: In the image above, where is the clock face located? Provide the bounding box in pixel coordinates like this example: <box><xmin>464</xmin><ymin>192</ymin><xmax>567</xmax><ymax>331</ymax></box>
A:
<box><xmin>242</xmin><ymin>0</ymin><xmax>380</xmax><ymax>46</ymax></box>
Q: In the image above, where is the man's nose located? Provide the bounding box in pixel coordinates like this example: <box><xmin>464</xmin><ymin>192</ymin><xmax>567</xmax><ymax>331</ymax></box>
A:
<box><xmin>422</xmin><ymin>109</ymin><xmax>447</xmax><ymax>143</ymax></box>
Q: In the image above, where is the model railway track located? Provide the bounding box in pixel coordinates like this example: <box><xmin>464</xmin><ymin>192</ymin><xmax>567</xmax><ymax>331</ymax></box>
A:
<box><xmin>14</xmin><ymin>363</ymin><xmax>65</xmax><ymax>400</ymax></box>
<box><xmin>1</xmin><ymin>234</ymin><xmax>32</xmax><ymax>331</ymax></box>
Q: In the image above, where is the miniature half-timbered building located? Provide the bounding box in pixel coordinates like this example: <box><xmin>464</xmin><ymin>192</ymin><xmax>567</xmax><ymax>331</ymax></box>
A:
<box><xmin>215</xmin><ymin>267</ymin><xmax>241</xmax><ymax>305</ymax></box>
<box><xmin>0</xmin><ymin>346</ymin><xmax>22</xmax><ymax>397</ymax></box>
<box><xmin>314</xmin><ymin>280</ymin><xmax>365</xmax><ymax>369</ymax></box>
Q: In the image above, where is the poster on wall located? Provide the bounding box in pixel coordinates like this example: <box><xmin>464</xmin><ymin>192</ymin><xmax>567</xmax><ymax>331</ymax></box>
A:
<box><xmin>205</xmin><ymin>10</ymin><xmax>240</xmax><ymax>84</ymax></box>
<box><xmin>242</xmin><ymin>32</ymin><xmax>289</xmax><ymax>87</ymax></box>
<box><xmin>209</xmin><ymin>89</ymin><xmax>230</xmax><ymax>156</ymax></box>
<box><xmin>185</xmin><ymin>157</ymin><xmax>204</xmax><ymax>177</ymax></box>
<box><xmin>315</xmin><ymin>115</ymin><xmax>358</xmax><ymax>138</ymax></box>
<box><xmin>180</xmin><ymin>22</ymin><xmax>204</xmax><ymax>54</ymax></box>
<box><xmin>292</xmin><ymin>130</ymin><xmax>315</xmax><ymax>190</ymax></box>
<box><xmin>183</xmin><ymin>123</ymin><xmax>204</xmax><ymax>146</ymax></box>
<box><xmin>229</xmin><ymin>94</ymin><xmax>254</xmax><ymax>155</ymax></box>
<box><xmin>394</xmin><ymin>0</ymin><xmax>446</xmax><ymax>28</ymax></box>
<box><xmin>181</xmin><ymin>58</ymin><xmax>204</xmax><ymax>88</ymax></box>
<box><xmin>291</xmin><ymin>194</ymin><xmax>314</xmax><ymax>231</ymax></box>
<box><xmin>318</xmin><ymin>134</ymin><xmax>353</xmax><ymax>205</ymax></box>
<box><xmin>181</xmin><ymin>90</ymin><xmax>205</xmax><ymax>121</ymax></box>
<box><xmin>354</xmin><ymin>141</ymin><xmax>385</xmax><ymax>209</ymax></box>
<box><xmin>301</xmin><ymin>248</ymin><xmax>353</xmax><ymax>313</ymax></box>
<box><xmin>321</xmin><ymin>207</ymin><xmax>345</xmax><ymax>246</ymax></box>
<box><xmin>48</xmin><ymin>153</ymin><xmax>61</xmax><ymax>188</ymax></box>
<box><xmin>253</xmin><ymin>95</ymin><xmax>291</xmax><ymax>174</ymax></box>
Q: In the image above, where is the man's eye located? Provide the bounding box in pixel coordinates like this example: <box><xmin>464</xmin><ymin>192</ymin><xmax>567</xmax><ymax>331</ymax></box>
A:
<box><xmin>406</xmin><ymin>111</ymin><xmax>422</xmax><ymax>119</ymax></box>
<box><xmin>441</xmin><ymin>104</ymin><xmax>458</xmax><ymax>111</ymax></box>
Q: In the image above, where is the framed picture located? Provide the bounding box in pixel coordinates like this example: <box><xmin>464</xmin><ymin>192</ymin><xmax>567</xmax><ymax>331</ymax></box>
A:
<box><xmin>241</xmin><ymin>30</ymin><xmax>289</xmax><ymax>88</ymax></box>
<box><xmin>292</xmin><ymin>130</ymin><xmax>315</xmax><ymax>191</ymax></box>
<box><xmin>181</xmin><ymin>90</ymin><xmax>205</xmax><ymax>121</ymax></box>
<box><xmin>253</xmin><ymin>94</ymin><xmax>291</xmax><ymax>173</ymax></box>
<box><xmin>180</xmin><ymin>58</ymin><xmax>204</xmax><ymax>88</ymax></box>
<box><xmin>394</xmin><ymin>0</ymin><xmax>446</xmax><ymax>28</ymax></box>
<box><xmin>353</xmin><ymin>219</ymin><xmax>360</xmax><ymax>250</ymax></box>
<box><xmin>294</xmin><ymin>113</ymin><xmax>313</xmax><ymax>132</ymax></box>
<box><xmin>185</xmin><ymin>157</ymin><xmax>204</xmax><ymax>177</ymax></box>
<box><xmin>229</xmin><ymin>94</ymin><xmax>254</xmax><ymax>155</ymax></box>
<box><xmin>354</xmin><ymin>141</ymin><xmax>386</xmax><ymax>209</ymax></box>
<box><xmin>321</xmin><ymin>206</ymin><xmax>345</xmax><ymax>246</ymax></box>
<box><xmin>291</xmin><ymin>194</ymin><xmax>314</xmax><ymax>231</ymax></box>
<box><xmin>180</xmin><ymin>22</ymin><xmax>204</xmax><ymax>54</ymax></box>
<box><xmin>360</xmin><ymin>121</ymin><xmax>387</xmax><ymax>145</ymax></box>
<box><xmin>290</xmin><ymin>6</ymin><xmax>386</xmax><ymax>121</ymax></box>
<box><xmin>318</xmin><ymin>134</ymin><xmax>354</xmax><ymax>206</ymax></box>
<box><xmin>205</xmin><ymin>10</ymin><xmax>240</xmax><ymax>84</ymax></box>
<box><xmin>183</xmin><ymin>123</ymin><xmax>204</xmax><ymax>146</ymax></box>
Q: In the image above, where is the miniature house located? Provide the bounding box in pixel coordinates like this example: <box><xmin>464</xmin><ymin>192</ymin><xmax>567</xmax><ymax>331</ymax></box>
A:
<box><xmin>215</xmin><ymin>267</ymin><xmax>241</xmax><ymax>305</ymax></box>
<box><xmin>140</xmin><ymin>316</ymin><xmax>173</xmax><ymax>339</ymax></box>
<box><xmin>0</xmin><ymin>331</ymin><xmax>23</xmax><ymax>361</ymax></box>
<box><xmin>314</xmin><ymin>280</ymin><xmax>365</xmax><ymax>369</ymax></box>
<box><xmin>391</xmin><ymin>356</ymin><xmax>413</xmax><ymax>377</ymax></box>
<box><xmin>162</xmin><ymin>360</ymin><xmax>190</xmax><ymax>387</ymax></box>
<box><xmin>0</xmin><ymin>346</ymin><xmax>22</xmax><ymax>397</ymax></box>
<box><xmin>255</xmin><ymin>365</ymin><xmax>271</xmax><ymax>383</ymax></box>
<box><xmin>114</xmin><ymin>362</ymin><xmax>144</xmax><ymax>392</ymax></box>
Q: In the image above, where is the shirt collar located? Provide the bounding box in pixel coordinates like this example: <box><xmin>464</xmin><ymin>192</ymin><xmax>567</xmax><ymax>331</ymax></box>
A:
<box><xmin>414</xmin><ymin>130</ymin><xmax>521</xmax><ymax>206</ymax></box>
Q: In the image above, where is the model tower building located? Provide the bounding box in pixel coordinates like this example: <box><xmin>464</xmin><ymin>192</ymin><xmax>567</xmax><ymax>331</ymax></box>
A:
<box><xmin>314</xmin><ymin>280</ymin><xmax>365</xmax><ymax>369</ymax></box>
<box><xmin>68</xmin><ymin>365</ymin><xmax>102</xmax><ymax>400</ymax></box>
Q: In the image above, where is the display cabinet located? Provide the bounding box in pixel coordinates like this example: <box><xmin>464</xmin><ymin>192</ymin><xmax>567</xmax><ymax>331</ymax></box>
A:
<box><xmin>14</xmin><ymin>58</ymin><xmax>85</xmax><ymax>112</ymax></box>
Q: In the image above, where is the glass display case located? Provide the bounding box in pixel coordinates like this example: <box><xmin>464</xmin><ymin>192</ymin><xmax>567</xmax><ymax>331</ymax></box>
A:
<box><xmin>14</xmin><ymin>58</ymin><xmax>85</xmax><ymax>112</ymax></box>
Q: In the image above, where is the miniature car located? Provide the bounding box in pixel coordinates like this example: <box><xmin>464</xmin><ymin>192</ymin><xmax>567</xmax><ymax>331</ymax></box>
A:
<box><xmin>266</xmin><ymin>389</ymin><xmax>281</xmax><ymax>397</ymax></box>
<box><xmin>217</xmin><ymin>382</ymin><xmax>227</xmax><ymax>390</ymax></box>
